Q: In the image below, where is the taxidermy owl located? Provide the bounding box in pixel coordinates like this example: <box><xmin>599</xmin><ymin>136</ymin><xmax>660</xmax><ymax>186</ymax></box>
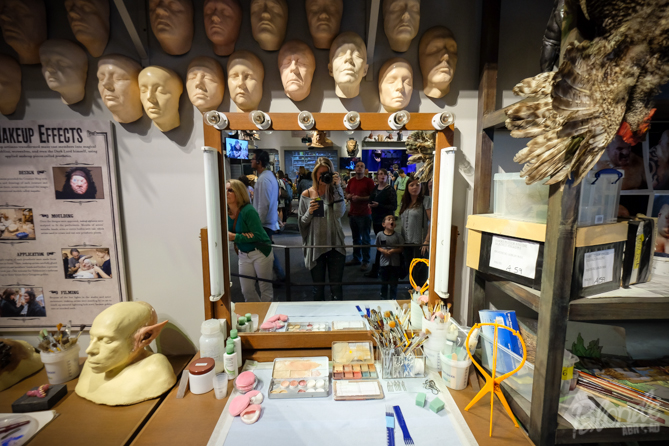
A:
<box><xmin>506</xmin><ymin>0</ymin><xmax>669</xmax><ymax>186</ymax></box>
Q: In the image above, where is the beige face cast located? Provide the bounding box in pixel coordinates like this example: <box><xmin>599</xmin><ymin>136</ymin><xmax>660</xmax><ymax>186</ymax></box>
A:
<box><xmin>65</xmin><ymin>0</ymin><xmax>110</xmax><ymax>57</ymax></box>
<box><xmin>250</xmin><ymin>0</ymin><xmax>288</xmax><ymax>51</ymax></box>
<box><xmin>378</xmin><ymin>57</ymin><xmax>413</xmax><ymax>112</ymax></box>
<box><xmin>0</xmin><ymin>339</ymin><xmax>43</xmax><ymax>392</ymax></box>
<box><xmin>227</xmin><ymin>51</ymin><xmax>264</xmax><ymax>112</ymax></box>
<box><xmin>149</xmin><ymin>0</ymin><xmax>193</xmax><ymax>56</ymax></box>
<box><xmin>0</xmin><ymin>55</ymin><xmax>21</xmax><ymax>115</ymax></box>
<box><xmin>0</xmin><ymin>0</ymin><xmax>47</xmax><ymax>64</ymax></box>
<box><xmin>305</xmin><ymin>0</ymin><xmax>342</xmax><ymax>50</ymax></box>
<box><xmin>278</xmin><ymin>40</ymin><xmax>315</xmax><ymax>102</ymax></box>
<box><xmin>97</xmin><ymin>55</ymin><xmax>143</xmax><ymax>124</ymax></box>
<box><xmin>419</xmin><ymin>26</ymin><xmax>458</xmax><ymax>98</ymax></box>
<box><xmin>40</xmin><ymin>40</ymin><xmax>88</xmax><ymax>105</ymax></box>
<box><xmin>75</xmin><ymin>301</ymin><xmax>176</xmax><ymax>406</ymax></box>
<box><xmin>329</xmin><ymin>32</ymin><xmax>369</xmax><ymax>99</ymax></box>
<box><xmin>187</xmin><ymin>56</ymin><xmax>225</xmax><ymax>113</ymax></box>
<box><xmin>383</xmin><ymin>0</ymin><xmax>420</xmax><ymax>53</ymax></box>
<box><xmin>138</xmin><ymin>66</ymin><xmax>183</xmax><ymax>132</ymax></box>
<box><xmin>204</xmin><ymin>0</ymin><xmax>242</xmax><ymax>56</ymax></box>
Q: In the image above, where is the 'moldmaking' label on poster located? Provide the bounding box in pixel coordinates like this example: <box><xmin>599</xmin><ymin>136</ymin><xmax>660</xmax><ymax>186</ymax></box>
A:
<box><xmin>0</xmin><ymin>121</ymin><xmax>126</xmax><ymax>329</ymax></box>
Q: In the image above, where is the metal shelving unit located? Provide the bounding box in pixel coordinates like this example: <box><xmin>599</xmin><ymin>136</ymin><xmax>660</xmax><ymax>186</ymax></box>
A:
<box><xmin>469</xmin><ymin>1</ymin><xmax>669</xmax><ymax>444</ymax></box>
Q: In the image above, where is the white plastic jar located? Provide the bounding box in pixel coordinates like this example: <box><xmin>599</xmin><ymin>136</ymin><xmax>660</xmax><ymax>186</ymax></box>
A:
<box><xmin>188</xmin><ymin>357</ymin><xmax>215</xmax><ymax>394</ymax></box>
<box><xmin>199</xmin><ymin>319</ymin><xmax>226</xmax><ymax>374</ymax></box>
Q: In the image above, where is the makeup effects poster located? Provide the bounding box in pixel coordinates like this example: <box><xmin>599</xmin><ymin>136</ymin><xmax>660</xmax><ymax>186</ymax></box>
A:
<box><xmin>0</xmin><ymin>120</ymin><xmax>127</xmax><ymax>329</ymax></box>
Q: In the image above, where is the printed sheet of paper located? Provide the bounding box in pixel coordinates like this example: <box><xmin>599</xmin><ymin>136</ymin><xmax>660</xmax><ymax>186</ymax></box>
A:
<box><xmin>582</xmin><ymin>249</ymin><xmax>615</xmax><ymax>288</ymax></box>
<box><xmin>0</xmin><ymin>120</ymin><xmax>126</xmax><ymax>329</ymax></box>
<box><xmin>489</xmin><ymin>235</ymin><xmax>540</xmax><ymax>279</ymax></box>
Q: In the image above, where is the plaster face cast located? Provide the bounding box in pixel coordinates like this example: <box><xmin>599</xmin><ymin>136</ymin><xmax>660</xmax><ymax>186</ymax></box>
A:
<box><xmin>0</xmin><ymin>339</ymin><xmax>44</xmax><ymax>392</ymax></box>
<box><xmin>419</xmin><ymin>26</ymin><xmax>458</xmax><ymax>98</ymax></box>
<box><xmin>250</xmin><ymin>0</ymin><xmax>288</xmax><ymax>51</ymax></box>
<box><xmin>329</xmin><ymin>32</ymin><xmax>369</xmax><ymax>99</ymax></box>
<box><xmin>278</xmin><ymin>40</ymin><xmax>315</xmax><ymax>102</ymax></box>
<box><xmin>75</xmin><ymin>301</ymin><xmax>177</xmax><ymax>406</ymax></box>
<box><xmin>149</xmin><ymin>0</ymin><xmax>193</xmax><ymax>56</ymax></box>
<box><xmin>305</xmin><ymin>0</ymin><xmax>342</xmax><ymax>50</ymax></box>
<box><xmin>65</xmin><ymin>0</ymin><xmax>110</xmax><ymax>57</ymax></box>
<box><xmin>0</xmin><ymin>55</ymin><xmax>21</xmax><ymax>115</ymax></box>
<box><xmin>227</xmin><ymin>51</ymin><xmax>264</xmax><ymax>112</ymax></box>
<box><xmin>204</xmin><ymin>0</ymin><xmax>242</xmax><ymax>56</ymax></box>
<box><xmin>0</xmin><ymin>0</ymin><xmax>47</xmax><ymax>64</ymax></box>
<box><xmin>378</xmin><ymin>58</ymin><xmax>413</xmax><ymax>112</ymax></box>
<box><xmin>138</xmin><ymin>66</ymin><xmax>183</xmax><ymax>132</ymax></box>
<box><xmin>97</xmin><ymin>55</ymin><xmax>143</xmax><ymax>124</ymax></box>
<box><xmin>40</xmin><ymin>40</ymin><xmax>88</xmax><ymax>105</ymax></box>
<box><xmin>383</xmin><ymin>0</ymin><xmax>420</xmax><ymax>53</ymax></box>
<box><xmin>186</xmin><ymin>56</ymin><xmax>225</xmax><ymax>113</ymax></box>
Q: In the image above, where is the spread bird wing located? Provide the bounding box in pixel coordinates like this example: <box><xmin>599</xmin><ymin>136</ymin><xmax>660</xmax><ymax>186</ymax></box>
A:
<box><xmin>506</xmin><ymin>39</ymin><xmax>630</xmax><ymax>186</ymax></box>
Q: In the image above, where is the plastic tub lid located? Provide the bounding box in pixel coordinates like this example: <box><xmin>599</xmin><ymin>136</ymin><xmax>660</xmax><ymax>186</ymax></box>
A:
<box><xmin>201</xmin><ymin>319</ymin><xmax>221</xmax><ymax>335</ymax></box>
<box><xmin>188</xmin><ymin>357</ymin><xmax>215</xmax><ymax>375</ymax></box>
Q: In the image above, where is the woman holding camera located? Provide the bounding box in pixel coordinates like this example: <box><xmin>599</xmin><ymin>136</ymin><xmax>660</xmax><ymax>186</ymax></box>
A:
<box><xmin>398</xmin><ymin>175</ymin><xmax>432</xmax><ymax>283</ymax></box>
<box><xmin>298</xmin><ymin>157</ymin><xmax>346</xmax><ymax>301</ymax></box>
<box><xmin>227</xmin><ymin>179</ymin><xmax>274</xmax><ymax>302</ymax></box>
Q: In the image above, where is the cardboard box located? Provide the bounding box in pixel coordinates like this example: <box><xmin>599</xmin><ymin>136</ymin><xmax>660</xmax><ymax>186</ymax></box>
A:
<box><xmin>466</xmin><ymin>215</ymin><xmax>627</xmax><ymax>298</ymax></box>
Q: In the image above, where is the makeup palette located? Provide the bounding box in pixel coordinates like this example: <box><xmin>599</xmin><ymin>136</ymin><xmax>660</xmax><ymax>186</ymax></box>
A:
<box><xmin>268</xmin><ymin>357</ymin><xmax>329</xmax><ymax>399</ymax></box>
<box><xmin>333</xmin><ymin>380</ymin><xmax>385</xmax><ymax>401</ymax></box>
<box><xmin>331</xmin><ymin>320</ymin><xmax>366</xmax><ymax>331</ymax></box>
<box><xmin>286</xmin><ymin>322</ymin><xmax>330</xmax><ymax>332</ymax></box>
<box><xmin>332</xmin><ymin>341</ymin><xmax>377</xmax><ymax>380</ymax></box>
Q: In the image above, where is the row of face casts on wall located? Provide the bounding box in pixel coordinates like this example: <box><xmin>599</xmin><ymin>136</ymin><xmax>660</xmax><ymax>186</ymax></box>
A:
<box><xmin>0</xmin><ymin>27</ymin><xmax>457</xmax><ymax>125</ymax></box>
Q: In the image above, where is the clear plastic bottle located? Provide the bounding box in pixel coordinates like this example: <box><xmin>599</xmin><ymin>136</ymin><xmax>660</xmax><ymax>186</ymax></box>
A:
<box><xmin>245</xmin><ymin>313</ymin><xmax>253</xmax><ymax>331</ymax></box>
<box><xmin>199</xmin><ymin>319</ymin><xmax>226</xmax><ymax>373</ymax></box>
<box><xmin>229</xmin><ymin>329</ymin><xmax>242</xmax><ymax>369</ymax></box>
<box><xmin>223</xmin><ymin>343</ymin><xmax>238</xmax><ymax>378</ymax></box>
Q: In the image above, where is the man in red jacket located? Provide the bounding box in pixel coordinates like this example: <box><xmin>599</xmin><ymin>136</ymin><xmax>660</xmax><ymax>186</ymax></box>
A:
<box><xmin>344</xmin><ymin>160</ymin><xmax>375</xmax><ymax>270</ymax></box>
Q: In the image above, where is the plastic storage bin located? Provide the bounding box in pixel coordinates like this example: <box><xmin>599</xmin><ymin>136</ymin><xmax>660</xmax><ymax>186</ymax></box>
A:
<box><xmin>578</xmin><ymin>169</ymin><xmax>623</xmax><ymax>226</ymax></box>
<box><xmin>479</xmin><ymin>331</ymin><xmax>578</xmax><ymax>402</ymax></box>
<box><xmin>493</xmin><ymin>172</ymin><xmax>549</xmax><ymax>223</ymax></box>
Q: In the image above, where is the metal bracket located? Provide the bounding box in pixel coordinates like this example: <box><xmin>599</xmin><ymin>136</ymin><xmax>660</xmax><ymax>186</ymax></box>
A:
<box><xmin>113</xmin><ymin>0</ymin><xmax>150</xmax><ymax>66</ymax></box>
<box><xmin>365</xmin><ymin>0</ymin><xmax>381</xmax><ymax>82</ymax></box>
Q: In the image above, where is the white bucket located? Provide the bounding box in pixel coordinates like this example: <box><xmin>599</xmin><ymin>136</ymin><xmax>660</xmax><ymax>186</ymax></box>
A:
<box><xmin>440</xmin><ymin>352</ymin><xmax>471</xmax><ymax>390</ymax></box>
<box><xmin>422</xmin><ymin>317</ymin><xmax>448</xmax><ymax>352</ymax></box>
<box><xmin>410</xmin><ymin>299</ymin><xmax>423</xmax><ymax>330</ymax></box>
<box><xmin>40</xmin><ymin>344</ymin><xmax>81</xmax><ymax>384</ymax></box>
<box><xmin>424</xmin><ymin>346</ymin><xmax>442</xmax><ymax>372</ymax></box>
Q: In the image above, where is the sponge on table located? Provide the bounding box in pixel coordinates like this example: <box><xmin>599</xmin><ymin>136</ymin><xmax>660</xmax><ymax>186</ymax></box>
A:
<box><xmin>415</xmin><ymin>392</ymin><xmax>426</xmax><ymax>407</ymax></box>
<box><xmin>429</xmin><ymin>397</ymin><xmax>445</xmax><ymax>413</ymax></box>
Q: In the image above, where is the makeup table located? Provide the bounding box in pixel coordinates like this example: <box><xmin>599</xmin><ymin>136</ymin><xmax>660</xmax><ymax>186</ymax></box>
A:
<box><xmin>0</xmin><ymin>355</ymin><xmax>191</xmax><ymax>446</ymax></box>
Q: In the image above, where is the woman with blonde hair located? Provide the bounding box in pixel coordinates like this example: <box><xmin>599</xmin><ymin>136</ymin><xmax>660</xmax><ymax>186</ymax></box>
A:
<box><xmin>398</xmin><ymin>175</ymin><xmax>431</xmax><ymax>282</ymax></box>
<box><xmin>227</xmin><ymin>179</ymin><xmax>274</xmax><ymax>302</ymax></box>
<box><xmin>298</xmin><ymin>157</ymin><xmax>346</xmax><ymax>301</ymax></box>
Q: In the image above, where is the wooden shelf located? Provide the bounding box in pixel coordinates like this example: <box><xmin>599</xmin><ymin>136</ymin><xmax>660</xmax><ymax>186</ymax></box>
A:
<box><xmin>497</xmin><ymin>379</ymin><xmax>669</xmax><ymax>444</ymax></box>
<box><xmin>484</xmin><ymin>273</ymin><xmax>669</xmax><ymax>320</ymax></box>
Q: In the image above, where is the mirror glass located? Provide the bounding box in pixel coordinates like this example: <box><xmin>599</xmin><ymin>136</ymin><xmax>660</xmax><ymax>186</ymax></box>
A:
<box><xmin>224</xmin><ymin>130</ymin><xmax>433</xmax><ymax>307</ymax></box>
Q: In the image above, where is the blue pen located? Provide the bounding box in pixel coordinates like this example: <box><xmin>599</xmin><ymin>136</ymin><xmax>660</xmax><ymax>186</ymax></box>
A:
<box><xmin>365</xmin><ymin>305</ymin><xmax>371</xmax><ymax>317</ymax></box>
<box><xmin>355</xmin><ymin>305</ymin><xmax>366</xmax><ymax>318</ymax></box>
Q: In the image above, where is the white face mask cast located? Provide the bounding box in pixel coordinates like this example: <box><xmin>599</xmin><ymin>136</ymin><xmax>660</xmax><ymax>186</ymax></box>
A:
<box><xmin>97</xmin><ymin>54</ymin><xmax>143</xmax><ymax>123</ymax></box>
<box><xmin>278</xmin><ymin>40</ymin><xmax>315</xmax><ymax>102</ymax></box>
<box><xmin>40</xmin><ymin>39</ymin><xmax>88</xmax><ymax>105</ymax></box>
<box><xmin>227</xmin><ymin>51</ymin><xmax>264</xmax><ymax>112</ymax></box>
<box><xmin>138</xmin><ymin>66</ymin><xmax>183</xmax><ymax>132</ymax></box>
<box><xmin>328</xmin><ymin>32</ymin><xmax>369</xmax><ymax>99</ymax></box>
<box><xmin>186</xmin><ymin>56</ymin><xmax>225</xmax><ymax>113</ymax></box>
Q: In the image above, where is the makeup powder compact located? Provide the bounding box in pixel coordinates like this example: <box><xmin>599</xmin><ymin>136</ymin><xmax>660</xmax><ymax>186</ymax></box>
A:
<box><xmin>268</xmin><ymin>357</ymin><xmax>329</xmax><ymax>399</ymax></box>
<box><xmin>331</xmin><ymin>341</ymin><xmax>377</xmax><ymax>380</ymax></box>
<box><xmin>188</xmin><ymin>357</ymin><xmax>215</xmax><ymax>394</ymax></box>
<box><xmin>286</xmin><ymin>322</ymin><xmax>330</xmax><ymax>332</ymax></box>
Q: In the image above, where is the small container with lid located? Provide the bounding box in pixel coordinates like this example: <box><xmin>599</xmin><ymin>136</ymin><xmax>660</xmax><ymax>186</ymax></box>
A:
<box><xmin>238</xmin><ymin>317</ymin><xmax>248</xmax><ymax>332</ymax></box>
<box><xmin>188</xmin><ymin>357</ymin><xmax>215</xmax><ymax>395</ymax></box>
<box><xmin>245</xmin><ymin>313</ymin><xmax>254</xmax><ymax>332</ymax></box>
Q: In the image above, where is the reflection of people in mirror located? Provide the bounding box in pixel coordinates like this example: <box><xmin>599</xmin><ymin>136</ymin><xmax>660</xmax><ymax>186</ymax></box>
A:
<box><xmin>657</xmin><ymin>204</ymin><xmax>669</xmax><ymax>254</ymax></box>
<box><xmin>56</xmin><ymin>167</ymin><xmax>99</xmax><ymax>200</ymax></box>
<box><xmin>650</xmin><ymin>130</ymin><xmax>669</xmax><ymax>190</ymax></box>
<box><xmin>595</xmin><ymin>136</ymin><xmax>647</xmax><ymax>190</ymax></box>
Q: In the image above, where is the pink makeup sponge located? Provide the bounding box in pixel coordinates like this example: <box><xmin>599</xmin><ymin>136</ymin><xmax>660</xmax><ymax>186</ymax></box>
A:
<box><xmin>247</xmin><ymin>390</ymin><xmax>263</xmax><ymax>404</ymax></box>
<box><xmin>267</xmin><ymin>315</ymin><xmax>280</xmax><ymax>322</ymax></box>
<box><xmin>240</xmin><ymin>405</ymin><xmax>262</xmax><ymax>425</ymax></box>
<box><xmin>278</xmin><ymin>314</ymin><xmax>288</xmax><ymax>322</ymax></box>
<box><xmin>260</xmin><ymin>321</ymin><xmax>275</xmax><ymax>330</ymax></box>
<box><xmin>229</xmin><ymin>394</ymin><xmax>251</xmax><ymax>416</ymax></box>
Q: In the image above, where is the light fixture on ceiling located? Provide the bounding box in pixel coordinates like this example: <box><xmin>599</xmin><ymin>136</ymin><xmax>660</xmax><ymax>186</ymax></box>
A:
<box><xmin>249</xmin><ymin>110</ymin><xmax>271</xmax><ymax>130</ymax></box>
<box><xmin>432</xmin><ymin>111</ymin><xmax>454</xmax><ymax>130</ymax></box>
<box><xmin>298</xmin><ymin>111</ymin><xmax>315</xmax><ymax>130</ymax></box>
<box><xmin>388</xmin><ymin>110</ymin><xmax>410</xmax><ymax>130</ymax></box>
<box><xmin>203</xmin><ymin>111</ymin><xmax>229</xmax><ymax>130</ymax></box>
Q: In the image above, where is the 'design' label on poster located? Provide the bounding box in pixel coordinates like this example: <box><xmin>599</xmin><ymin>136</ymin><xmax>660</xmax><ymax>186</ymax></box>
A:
<box><xmin>489</xmin><ymin>235</ymin><xmax>540</xmax><ymax>280</ymax></box>
<box><xmin>582</xmin><ymin>249</ymin><xmax>615</xmax><ymax>288</ymax></box>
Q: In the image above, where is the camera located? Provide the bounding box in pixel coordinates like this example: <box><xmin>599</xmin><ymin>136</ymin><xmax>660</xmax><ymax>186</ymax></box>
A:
<box><xmin>320</xmin><ymin>170</ymin><xmax>333</xmax><ymax>184</ymax></box>
<box><xmin>301</xmin><ymin>136</ymin><xmax>312</xmax><ymax>144</ymax></box>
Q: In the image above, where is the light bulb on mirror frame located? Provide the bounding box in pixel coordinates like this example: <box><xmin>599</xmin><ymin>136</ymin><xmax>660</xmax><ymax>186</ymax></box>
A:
<box><xmin>249</xmin><ymin>110</ymin><xmax>271</xmax><ymax>130</ymax></box>
<box><xmin>343</xmin><ymin>111</ymin><xmax>361</xmax><ymax>130</ymax></box>
<box><xmin>388</xmin><ymin>110</ymin><xmax>410</xmax><ymax>130</ymax></box>
<box><xmin>203</xmin><ymin>111</ymin><xmax>229</xmax><ymax>130</ymax></box>
<box><xmin>297</xmin><ymin>111</ymin><xmax>315</xmax><ymax>130</ymax></box>
<box><xmin>432</xmin><ymin>111</ymin><xmax>454</xmax><ymax>130</ymax></box>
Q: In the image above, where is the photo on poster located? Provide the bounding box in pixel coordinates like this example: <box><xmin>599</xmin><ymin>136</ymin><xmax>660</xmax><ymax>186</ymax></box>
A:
<box><xmin>0</xmin><ymin>286</ymin><xmax>46</xmax><ymax>318</ymax></box>
<box><xmin>595</xmin><ymin>136</ymin><xmax>650</xmax><ymax>191</ymax></box>
<box><xmin>648</xmin><ymin>123</ymin><xmax>669</xmax><ymax>191</ymax></box>
<box><xmin>0</xmin><ymin>208</ymin><xmax>35</xmax><ymax>240</ymax></box>
<box><xmin>53</xmin><ymin>166</ymin><xmax>105</xmax><ymax>200</ymax></box>
<box><xmin>652</xmin><ymin>194</ymin><xmax>669</xmax><ymax>256</ymax></box>
<box><xmin>62</xmin><ymin>247</ymin><xmax>113</xmax><ymax>279</ymax></box>
<box><xmin>619</xmin><ymin>194</ymin><xmax>650</xmax><ymax>218</ymax></box>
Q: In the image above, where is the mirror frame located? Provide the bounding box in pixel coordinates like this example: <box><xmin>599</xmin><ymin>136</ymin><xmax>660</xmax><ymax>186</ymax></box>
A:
<box><xmin>201</xmin><ymin>113</ymin><xmax>455</xmax><ymax>353</ymax></box>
